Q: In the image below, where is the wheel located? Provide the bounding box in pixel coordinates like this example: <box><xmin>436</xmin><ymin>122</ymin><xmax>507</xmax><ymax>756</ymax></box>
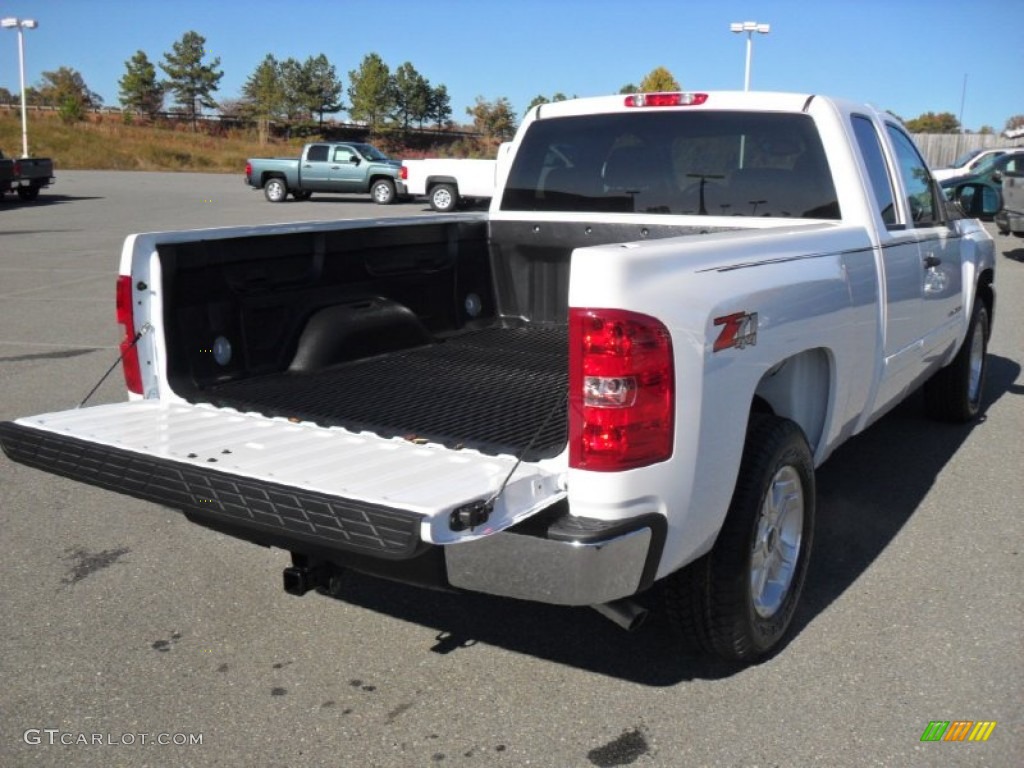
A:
<box><xmin>430</xmin><ymin>183</ymin><xmax>459</xmax><ymax>213</ymax></box>
<box><xmin>264</xmin><ymin>177</ymin><xmax>288</xmax><ymax>202</ymax></box>
<box><xmin>292</xmin><ymin>190</ymin><xmax>312</xmax><ymax>201</ymax></box>
<box><xmin>17</xmin><ymin>185</ymin><xmax>40</xmax><ymax>201</ymax></box>
<box><xmin>371</xmin><ymin>179</ymin><xmax>396</xmax><ymax>205</ymax></box>
<box><xmin>664</xmin><ymin>415</ymin><xmax>815</xmax><ymax>662</ymax></box>
<box><xmin>924</xmin><ymin>300</ymin><xmax>989</xmax><ymax>422</ymax></box>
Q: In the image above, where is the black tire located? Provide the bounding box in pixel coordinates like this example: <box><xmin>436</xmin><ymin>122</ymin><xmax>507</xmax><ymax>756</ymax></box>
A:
<box><xmin>264</xmin><ymin>177</ymin><xmax>288</xmax><ymax>203</ymax></box>
<box><xmin>430</xmin><ymin>183</ymin><xmax>459</xmax><ymax>213</ymax></box>
<box><xmin>17</xmin><ymin>185</ymin><xmax>40</xmax><ymax>201</ymax></box>
<box><xmin>665</xmin><ymin>415</ymin><xmax>815</xmax><ymax>662</ymax></box>
<box><xmin>371</xmin><ymin>178</ymin><xmax>396</xmax><ymax>205</ymax></box>
<box><xmin>292</xmin><ymin>190</ymin><xmax>312</xmax><ymax>201</ymax></box>
<box><xmin>924</xmin><ymin>300</ymin><xmax>989</xmax><ymax>422</ymax></box>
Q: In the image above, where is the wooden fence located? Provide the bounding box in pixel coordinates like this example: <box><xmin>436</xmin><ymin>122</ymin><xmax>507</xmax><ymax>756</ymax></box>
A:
<box><xmin>911</xmin><ymin>133</ymin><xmax>1024</xmax><ymax>170</ymax></box>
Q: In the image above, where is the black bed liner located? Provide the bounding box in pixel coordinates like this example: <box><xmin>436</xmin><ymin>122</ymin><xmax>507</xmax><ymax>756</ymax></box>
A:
<box><xmin>191</xmin><ymin>323</ymin><xmax>568</xmax><ymax>461</ymax></box>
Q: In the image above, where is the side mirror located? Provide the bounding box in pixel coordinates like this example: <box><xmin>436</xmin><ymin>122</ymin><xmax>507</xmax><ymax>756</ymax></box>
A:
<box><xmin>952</xmin><ymin>182</ymin><xmax>1001</xmax><ymax>218</ymax></box>
<box><xmin>351</xmin><ymin>157</ymin><xmax>361</xmax><ymax>166</ymax></box>
<box><xmin>991</xmin><ymin>170</ymin><xmax>1003</xmax><ymax>184</ymax></box>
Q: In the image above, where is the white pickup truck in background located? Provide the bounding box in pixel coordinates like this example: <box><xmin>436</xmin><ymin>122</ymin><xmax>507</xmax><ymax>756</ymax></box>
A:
<box><xmin>401</xmin><ymin>147</ymin><xmax>508</xmax><ymax>211</ymax></box>
<box><xmin>0</xmin><ymin>91</ymin><xmax>996</xmax><ymax>663</ymax></box>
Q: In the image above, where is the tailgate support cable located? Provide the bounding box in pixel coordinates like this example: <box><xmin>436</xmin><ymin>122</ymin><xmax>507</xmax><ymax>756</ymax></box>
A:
<box><xmin>77</xmin><ymin>323</ymin><xmax>152</xmax><ymax>408</ymax></box>
<box><xmin>449</xmin><ymin>390</ymin><xmax>568</xmax><ymax>532</ymax></box>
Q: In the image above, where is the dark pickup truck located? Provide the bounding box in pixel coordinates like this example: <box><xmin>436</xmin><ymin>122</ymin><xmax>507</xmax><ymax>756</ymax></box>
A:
<box><xmin>0</xmin><ymin>149</ymin><xmax>55</xmax><ymax>201</ymax></box>
<box><xmin>245</xmin><ymin>142</ymin><xmax>406</xmax><ymax>204</ymax></box>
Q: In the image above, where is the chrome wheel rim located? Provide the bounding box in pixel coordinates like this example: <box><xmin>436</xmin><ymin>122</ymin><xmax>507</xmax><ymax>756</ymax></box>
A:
<box><xmin>373</xmin><ymin>183</ymin><xmax>392</xmax><ymax>203</ymax></box>
<box><xmin>967</xmin><ymin>318</ymin><xmax>985</xmax><ymax>406</ymax></box>
<box><xmin>267</xmin><ymin>181</ymin><xmax>284</xmax><ymax>201</ymax></box>
<box><xmin>433</xmin><ymin>188</ymin><xmax>453</xmax><ymax>210</ymax></box>
<box><xmin>750</xmin><ymin>465</ymin><xmax>804</xmax><ymax>619</ymax></box>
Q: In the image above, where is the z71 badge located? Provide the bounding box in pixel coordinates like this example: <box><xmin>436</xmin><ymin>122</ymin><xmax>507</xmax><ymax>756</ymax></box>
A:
<box><xmin>713</xmin><ymin>312</ymin><xmax>758</xmax><ymax>352</ymax></box>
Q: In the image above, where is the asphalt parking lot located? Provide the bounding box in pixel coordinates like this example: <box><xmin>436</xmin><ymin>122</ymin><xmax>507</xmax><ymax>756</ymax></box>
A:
<box><xmin>1</xmin><ymin>171</ymin><xmax>1021</xmax><ymax>767</ymax></box>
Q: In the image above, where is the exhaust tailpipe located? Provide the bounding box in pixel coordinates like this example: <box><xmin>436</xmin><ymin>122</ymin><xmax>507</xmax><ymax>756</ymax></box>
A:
<box><xmin>592</xmin><ymin>598</ymin><xmax>649</xmax><ymax>632</ymax></box>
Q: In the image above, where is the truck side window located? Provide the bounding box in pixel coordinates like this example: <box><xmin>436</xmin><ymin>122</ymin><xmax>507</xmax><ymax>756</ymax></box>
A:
<box><xmin>307</xmin><ymin>145</ymin><xmax>329</xmax><ymax>163</ymax></box>
<box><xmin>885</xmin><ymin>125</ymin><xmax>938</xmax><ymax>227</ymax></box>
<box><xmin>333</xmin><ymin>148</ymin><xmax>355</xmax><ymax>164</ymax></box>
<box><xmin>851</xmin><ymin>115</ymin><xmax>897</xmax><ymax>226</ymax></box>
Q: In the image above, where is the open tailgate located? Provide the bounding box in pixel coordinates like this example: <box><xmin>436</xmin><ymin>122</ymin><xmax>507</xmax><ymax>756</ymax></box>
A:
<box><xmin>0</xmin><ymin>401</ymin><xmax>566</xmax><ymax>558</ymax></box>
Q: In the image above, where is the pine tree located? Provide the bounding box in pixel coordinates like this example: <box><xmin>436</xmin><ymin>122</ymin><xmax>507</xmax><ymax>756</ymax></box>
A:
<box><xmin>393</xmin><ymin>62</ymin><xmax>431</xmax><ymax>130</ymax></box>
<box><xmin>119</xmin><ymin>50</ymin><xmax>163</xmax><ymax>119</ymax></box>
<box><xmin>347</xmin><ymin>53</ymin><xmax>394</xmax><ymax>135</ymax></box>
<box><xmin>242</xmin><ymin>54</ymin><xmax>284</xmax><ymax>145</ymax></box>
<box><xmin>304</xmin><ymin>54</ymin><xmax>343</xmax><ymax>130</ymax></box>
<box><xmin>160</xmin><ymin>31</ymin><xmax>223</xmax><ymax>131</ymax></box>
<box><xmin>428</xmin><ymin>84</ymin><xmax>452</xmax><ymax>131</ymax></box>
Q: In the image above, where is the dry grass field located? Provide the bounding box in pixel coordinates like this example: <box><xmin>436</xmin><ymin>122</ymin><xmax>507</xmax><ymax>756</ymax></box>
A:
<box><xmin>0</xmin><ymin>109</ymin><xmax>306</xmax><ymax>173</ymax></box>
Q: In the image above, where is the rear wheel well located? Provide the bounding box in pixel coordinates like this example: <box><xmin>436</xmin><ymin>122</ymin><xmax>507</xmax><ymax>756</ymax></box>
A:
<box><xmin>426</xmin><ymin>176</ymin><xmax>458</xmax><ymax>193</ymax></box>
<box><xmin>261</xmin><ymin>171</ymin><xmax>286</xmax><ymax>188</ymax></box>
<box><xmin>751</xmin><ymin>348</ymin><xmax>831</xmax><ymax>455</ymax></box>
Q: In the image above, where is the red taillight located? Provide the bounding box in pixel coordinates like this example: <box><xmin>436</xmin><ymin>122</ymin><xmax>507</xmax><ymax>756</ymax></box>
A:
<box><xmin>569</xmin><ymin>308</ymin><xmax>674</xmax><ymax>471</ymax></box>
<box><xmin>624</xmin><ymin>92</ymin><xmax>708</xmax><ymax>108</ymax></box>
<box><xmin>400</xmin><ymin>165</ymin><xmax>408</xmax><ymax>180</ymax></box>
<box><xmin>245</xmin><ymin>162</ymin><xmax>252</xmax><ymax>178</ymax></box>
<box><xmin>13</xmin><ymin>160</ymin><xmax>21</xmax><ymax>176</ymax></box>
<box><xmin>116</xmin><ymin>275</ymin><xmax>143</xmax><ymax>394</ymax></box>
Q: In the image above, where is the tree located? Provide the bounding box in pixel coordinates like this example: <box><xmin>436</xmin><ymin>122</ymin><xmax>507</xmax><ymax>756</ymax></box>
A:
<box><xmin>160</xmin><ymin>31</ymin><xmax>224</xmax><ymax>131</ymax></box>
<box><xmin>242</xmin><ymin>54</ymin><xmax>285</xmax><ymax>144</ymax></box>
<box><xmin>428</xmin><ymin>84</ymin><xmax>452</xmax><ymax>131</ymax></box>
<box><xmin>619</xmin><ymin>83</ymin><xmax>640</xmax><ymax>94</ymax></box>
<box><xmin>279</xmin><ymin>57</ymin><xmax>312</xmax><ymax>124</ymax></box>
<box><xmin>348</xmin><ymin>53</ymin><xmax>394</xmax><ymax>134</ymax></box>
<box><xmin>392</xmin><ymin>62</ymin><xmax>431</xmax><ymax>130</ymax></box>
<box><xmin>37</xmin><ymin>67</ymin><xmax>102</xmax><ymax>110</ymax></box>
<box><xmin>526</xmin><ymin>92</ymin><xmax>570</xmax><ymax>113</ymax></box>
<box><xmin>467</xmin><ymin>96</ymin><xmax>517</xmax><ymax>142</ymax></box>
<box><xmin>1006</xmin><ymin>115</ymin><xmax>1024</xmax><ymax>133</ymax></box>
<box><xmin>903</xmin><ymin>111</ymin><xmax>960</xmax><ymax>133</ymax></box>
<box><xmin>304</xmin><ymin>54</ymin><xmax>343</xmax><ymax>129</ymax></box>
<box><xmin>119</xmin><ymin>50</ymin><xmax>164</xmax><ymax>119</ymax></box>
<box><xmin>0</xmin><ymin>87</ymin><xmax>13</xmax><ymax>104</ymax></box>
<box><xmin>639</xmin><ymin>66</ymin><xmax>681</xmax><ymax>92</ymax></box>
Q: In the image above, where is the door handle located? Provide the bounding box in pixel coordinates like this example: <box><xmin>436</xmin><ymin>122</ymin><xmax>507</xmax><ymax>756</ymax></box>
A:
<box><xmin>331</xmin><ymin>165</ymin><xmax>340</xmax><ymax>170</ymax></box>
<box><xmin>923</xmin><ymin>254</ymin><xmax>942</xmax><ymax>269</ymax></box>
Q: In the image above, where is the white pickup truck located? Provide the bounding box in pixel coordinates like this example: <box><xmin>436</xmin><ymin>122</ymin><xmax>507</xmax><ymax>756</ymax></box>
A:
<box><xmin>400</xmin><ymin>153</ymin><xmax>501</xmax><ymax>212</ymax></box>
<box><xmin>0</xmin><ymin>91</ymin><xmax>996</xmax><ymax>662</ymax></box>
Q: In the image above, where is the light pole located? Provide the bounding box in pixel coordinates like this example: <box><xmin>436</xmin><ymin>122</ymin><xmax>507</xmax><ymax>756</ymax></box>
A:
<box><xmin>730</xmin><ymin>21</ymin><xmax>770</xmax><ymax>91</ymax></box>
<box><xmin>2</xmin><ymin>17</ymin><xmax>39</xmax><ymax>158</ymax></box>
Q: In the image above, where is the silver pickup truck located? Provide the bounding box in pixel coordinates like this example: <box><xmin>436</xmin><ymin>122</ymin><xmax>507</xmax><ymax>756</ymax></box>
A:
<box><xmin>245</xmin><ymin>141</ymin><xmax>406</xmax><ymax>204</ymax></box>
<box><xmin>995</xmin><ymin>169</ymin><xmax>1024</xmax><ymax>237</ymax></box>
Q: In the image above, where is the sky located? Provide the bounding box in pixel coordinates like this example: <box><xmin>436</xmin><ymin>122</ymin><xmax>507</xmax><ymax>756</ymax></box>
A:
<box><xmin>0</xmin><ymin>0</ymin><xmax>1021</xmax><ymax>133</ymax></box>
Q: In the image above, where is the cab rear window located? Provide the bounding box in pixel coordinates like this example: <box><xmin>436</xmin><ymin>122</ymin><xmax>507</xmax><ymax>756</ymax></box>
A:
<box><xmin>501</xmin><ymin>111</ymin><xmax>840</xmax><ymax>219</ymax></box>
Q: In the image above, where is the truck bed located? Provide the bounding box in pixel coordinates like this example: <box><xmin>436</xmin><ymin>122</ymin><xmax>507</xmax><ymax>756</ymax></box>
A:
<box><xmin>188</xmin><ymin>323</ymin><xmax>569</xmax><ymax>461</ymax></box>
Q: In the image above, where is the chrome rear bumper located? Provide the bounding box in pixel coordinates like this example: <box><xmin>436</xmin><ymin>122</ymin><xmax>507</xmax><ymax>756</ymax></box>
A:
<box><xmin>446</xmin><ymin>513</ymin><xmax>664</xmax><ymax>606</ymax></box>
